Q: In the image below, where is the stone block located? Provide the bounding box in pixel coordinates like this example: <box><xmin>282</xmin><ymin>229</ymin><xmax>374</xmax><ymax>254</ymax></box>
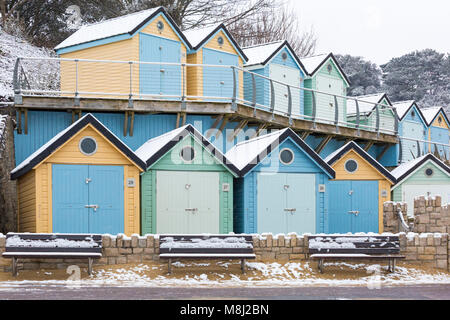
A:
<box><xmin>274</xmin><ymin>253</ymin><xmax>289</xmax><ymax>261</ymax></box>
<box><xmin>0</xmin><ymin>236</ymin><xmax>6</xmax><ymax>247</ymax></box>
<box><xmin>131</xmin><ymin>235</ymin><xmax>139</xmax><ymax>247</ymax></box>
<box><xmin>435</xmin><ymin>196</ymin><xmax>442</xmax><ymax>207</ymax></box>
<box><xmin>436</xmin><ymin>259</ymin><xmax>447</xmax><ymax>269</ymax></box>
<box><xmin>266</xmin><ymin>234</ymin><xmax>273</xmax><ymax>247</ymax></box>
<box><xmin>280</xmin><ymin>248</ymin><xmax>293</xmax><ymax>254</ymax></box>
<box><xmin>292</xmin><ymin>247</ymin><xmax>304</xmax><ymax>254</ymax></box>
<box><xmin>426</xmin><ymin>234</ymin><xmax>434</xmax><ymax>246</ymax></box>
<box><xmin>132</xmin><ymin>248</ymin><xmax>144</xmax><ymax>254</ymax></box>
<box><xmin>107</xmin><ymin>257</ymin><xmax>116</xmax><ymax>265</ymax></box>
<box><xmin>252</xmin><ymin>236</ymin><xmax>260</xmax><ymax>248</ymax></box>
<box><xmin>138</xmin><ymin>238</ymin><xmax>147</xmax><ymax>248</ymax></box>
<box><xmin>272</xmin><ymin>239</ymin><xmax>278</xmax><ymax>247</ymax></box>
<box><xmin>116</xmin><ymin>256</ymin><xmax>127</xmax><ymax>265</ymax></box>
<box><xmin>418</xmin><ymin>254</ymin><xmax>434</xmax><ymax>261</ymax></box>
<box><xmin>289</xmin><ymin>254</ymin><xmax>306</xmax><ymax>260</ymax></box>
<box><xmin>118</xmin><ymin>248</ymin><xmax>132</xmax><ymax>255</ymax></box>
<box><xmin>101</xmin><ymin>235</ymin><xmax>111</xmax><ymax>248</ymax></box>
<box><xmin>146</xmin><ymin>235</ymin><xmax>154</xmax><ymax>248</ymax></box>
<box><xmin>424</xmin><ymin>247</ymin><xmax>436</xmax><ymax>255</ymax></box>
<box><xmin>104</xmin><ymin>248</ymin><xmax>119</xmax><ymax>257</ymax></box>
<box><xmin>127</xmin><ymin>255</ymin><xmax>142</xmax><ymax>263</ymax></box>
<box><xmin>123</xmin><ymin>239</ymin><xmax>131</xmax><ymax>248</ymax></box>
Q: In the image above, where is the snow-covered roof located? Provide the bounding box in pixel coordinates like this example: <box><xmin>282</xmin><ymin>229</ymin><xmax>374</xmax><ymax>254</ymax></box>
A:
<box><xmin>11</xmin><ymin>114</ymin><xmax>146</xmax><ymax>179</ymax></box>
<box><xmin>392</xmin><ymin>100</ymin><xmax>415</xmax><ymax>119</ymax></box>
<box><xmin>225</xmin><ymin>128</ymin><xmax>335</xmax><ymax>178</ymax></box>
<box><xmin>135</xmin><ymin>124</ymin><xmax>239</xmax><ymax>176</ymax></box>
<box><xmin>300</xmin><ymin>53</ymin><xmax>329</xmax><ymax>75</ymax></box>
<box><xmin>347</xmin><ymin>93</ymin><xmax>391</xmax><ymax>116</ymax></box>
<box><xmin>242</xmin><ymin>41</ymin><xmax>284</xmax><ymax>66</ymax></box>
<box><xmin>420</xmin><ymin>107</ymin><xmax>447</xmax><ymax>126</ymax></box>
<box><xmin>391</xmin><ymin>154</ymin><xmax>450</xmax><ymax>186</ymax></box>
<box><xmin>183</xmin><ymin>24</ymin><xmax>222</xmax><ymax>48</ymax></box>
<box><xmin>55</xmin><ymin>7</ymin><xmax>179</xmax><ymax>50</ymax></box>
<box><xmin>324</xmin><ymin>141</ymin><xmax>396</xmax><ymax>183</ymax></box>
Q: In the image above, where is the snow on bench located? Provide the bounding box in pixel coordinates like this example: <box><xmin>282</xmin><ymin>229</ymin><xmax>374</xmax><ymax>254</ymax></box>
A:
<box><xmin>159</xmin><ymin>234</ymin><xmax>255</xmax><ymax>274</ymax></box>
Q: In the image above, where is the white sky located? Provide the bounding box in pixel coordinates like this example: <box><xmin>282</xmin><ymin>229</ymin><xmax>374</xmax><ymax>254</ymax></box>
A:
<box><xmin>290</xmin><ymin>0</ymin><xmax>450</xmax><ymax>65</ymax></box>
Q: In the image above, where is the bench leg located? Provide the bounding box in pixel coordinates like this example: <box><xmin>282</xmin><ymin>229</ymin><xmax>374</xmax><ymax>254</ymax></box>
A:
<box><xmin>12</xmin><ymin>257</ymin><xmax>17</xmax><ymax>277</ymax></box>
<box><xmin>88</xmin><ymin>258</ymin><xmax>93</xmax><ymax>276</ymax></box>
<box><xmin>168</xmin><ymin>259</ymin><xmax>172</xmax><ymax>275</ymax></box>
<box><xmin>391</xmin><ymin>259</ymin><xmax>396</xmax><ymax>273</ymax></box>
<box><xmin>241</xmin><ymin>259</ymin><xmax>246</xmax><ymax>274</ymax></box>
<box><xmin>318</xmin><ymin>259</ymin><xmax>324</xmax><ymax>274</ymax></box>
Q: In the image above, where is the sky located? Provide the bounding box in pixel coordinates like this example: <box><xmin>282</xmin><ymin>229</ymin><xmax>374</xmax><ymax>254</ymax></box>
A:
<box><xmin>290</xmin><ymin>0</ymin><xmax>450</xmax><ymax>65</ymax></box>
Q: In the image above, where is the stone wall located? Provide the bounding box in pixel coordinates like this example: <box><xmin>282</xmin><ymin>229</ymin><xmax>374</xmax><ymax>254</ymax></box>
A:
<box><xmin>383</xmin><ymin>202</ymin><xmax>409</xmax><ymax>233</ymax></box>
<box><xmin>0</xmin><ymin>232</ymin><xmax>449</xmax><ymax>273</ymax></box>
<box><xmin>413</xmin><ymin>196</ymin><xmax>450</xmax><ymax>234</ymax></box>
<box><xmin>0</xmin><ymin>110</ymin><xmax>17</xmax><ymax>233</ymax></box>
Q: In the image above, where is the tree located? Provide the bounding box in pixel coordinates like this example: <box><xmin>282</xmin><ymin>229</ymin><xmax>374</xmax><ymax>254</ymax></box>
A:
<box><xmin>228</xmin><ymin>4</ymin><xmax>317</xmax><ymax>57</ymax></box>
<box><xmin>381</xmin><ymin>49</ymin><xmax>450</xmax><ymax>108</ymax></box>
<box><xmin>335</xmin><ymin>54</ymin><xmax>382</xmax><ymax>96</ymax></box>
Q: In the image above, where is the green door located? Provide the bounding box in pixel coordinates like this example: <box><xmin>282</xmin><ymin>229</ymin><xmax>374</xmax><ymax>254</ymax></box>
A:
<box><xmin>156</xmin><ymin>171</ymin><xmax>220</xmax><ymax>234</ymax></box>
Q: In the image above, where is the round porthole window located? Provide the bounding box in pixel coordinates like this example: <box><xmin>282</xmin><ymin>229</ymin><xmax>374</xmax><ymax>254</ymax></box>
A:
<box><xmin>344</xmin><ymin>159</ymin><xmax>358</xmax><ymax>173</ymax></box>
<box><xmin>281</xmin><ymin>52</ymin><xmax>288</xmax><ymax>60</ymax></box>
<box><xmin>157</xmin><ymin>21</ymin><xmax>164</xmax><ymax>31</ymax></box>
<box><xmin>79</xmin><ymin>137</ymin><xmax>97</xmax><ymax>156</ymax></box>
<box><xmin>425</xmin><ymin>168</ymin><xmax>434</xmax><ymax>177</ymax></box>
<box><xmin>180</xmin><ymin>146</ymin><xmax>195</xmax><ymax>162</ymax></box>
<box><xmin>327</xmin><ymin>64</ymin><xmax>332</xmax><ymax>73</ymax></box>
<box><xmin>438</xmin><ymin>117</ymin><xmax>442</xmax><ymax>124</ymax></box>
<box><xmin>411</xmin><ymin>110</ymin><xmax>415</xmax><ymax>118</ymax></box>
<box><xmin>217</xmin><ymin>36</ymin><xmax>224</xmax><ymax>46</ymax></box>
<box><xmin>279</xmin><ymin>148</ymin><xmax>294</xmax><ymax>165</ymax></box>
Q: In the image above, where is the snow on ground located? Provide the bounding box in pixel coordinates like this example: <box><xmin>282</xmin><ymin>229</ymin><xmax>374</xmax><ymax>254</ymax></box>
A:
<box><xmin>0</xmin><ymin>27</ymin><xmax>54</xmax><ymax>99</ymax></box>
<box><xmin>0</xmin><ymin>261</ymin><xmax>448</xmax><ymax>289</ymax></box>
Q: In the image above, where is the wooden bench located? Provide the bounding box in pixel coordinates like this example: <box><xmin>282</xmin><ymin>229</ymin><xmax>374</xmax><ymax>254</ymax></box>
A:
<box><xmin>159</xmin><ymin>234</ymin><xmax>256</xmax><ymax>274</ymax></box>
<box><xmin>2</xmin><ymin>233</ymin><xmax>102</xmax><ymax>276</ymax></box>
<box><xmin>308</xmin><ymin>235</ymin><xmax>405</xmax><ymax>273</ymax></box>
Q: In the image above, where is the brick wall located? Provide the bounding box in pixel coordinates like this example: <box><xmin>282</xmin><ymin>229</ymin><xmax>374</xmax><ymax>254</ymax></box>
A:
<box><xmin>0</xmin><ymin>232</ymin><xmax>449</xmax><ymax>273</ymax></box>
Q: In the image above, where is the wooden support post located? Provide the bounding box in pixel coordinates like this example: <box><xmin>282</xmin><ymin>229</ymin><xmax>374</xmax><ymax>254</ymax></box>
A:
<box><xmin>364</xmin><ymin>141</ymin><xmax>374</xmax><ymax>152</ymax></box>
<box><xmin>301</xmin><ymin>131</ymin><xmax>311</xmax><ymax>140</ymax></box>
<box><xmin>175</xmin><ymin>113</ymin><xmax>180</xmax><ymax>129</ymax></box>
<box><xmin>376</xmin><ymin>145</ymin><xmax>390</xmax><ymax>161</ymax></box>
<box><xmin>17</xmin><ymin>109</ymin><xmax>22</xmax><ymax>134</ymax></box>
<box><xmin>216</xmin><ymin>115</ymin><xmax>230</xmax><ymax>139</ymax></box>
<box><xmin>315</xmin><ymin>135</ymin><xmax>334</xmax><ymax>154</ymax></box>
<box><xmin>129</xmin><ymin>111</ymin><xmax>135</xmax><ymax>137</ymax></box>
<box><xmin>123</xmin><ymin>111</ymin><xmax>128</xmax><ymax>137</ymax></box>
<box><xmin>228</xmin><ymin>119</ymin><xmax>248</xmax><ymax>142</ymax></box>
<box><xmin>250</xmin><ymin>123</ymin><xmax>268</xmax><ymax>139</ymax></box>
<box><xmin>206</xmin><ymin>115</ymin><xmax>224</xmax><ymax>139</ymax></box>
<box><xmin>24</xmin><ymin>108</ymin><xmax>28</xmax><ymax>135</ymax></box>
<box><xmin>181</xmin><ymin>112</ymin><xmax>187</xmax><ymax>126</ymax></box>
<box><xmin>71</xmin><ymin>110</ymin><xmax>75</xmax><ymax>124</ymax></box>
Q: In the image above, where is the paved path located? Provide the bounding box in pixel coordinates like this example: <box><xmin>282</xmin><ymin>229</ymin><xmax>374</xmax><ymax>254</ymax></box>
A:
<box><xmin>0</xmin><ymin>284</ymin><xmax>449</xmax><ymax>300</ymax></box>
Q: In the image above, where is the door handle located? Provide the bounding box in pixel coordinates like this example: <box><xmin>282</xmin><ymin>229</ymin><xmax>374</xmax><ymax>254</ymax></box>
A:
<box><xmin>85</xmin><ymin>205</ymin><xmax>99</xmax><ymax>212</ymax></box>
<box><xmin>185</xmin><ymin>208</ymin><xmax>198</xmax><ymax>213</ymax></box>
<box><xmin>284</xmin><ymin>208</ymin><xmax>296</xmax><ymax>214</ymax></box>
<box><xmin>160</xmin><ymin>69</ymin><xmax>165</xmax><ymax>73</ymax></box>
<box><xmin>348</xmin><ymin>210</ymin><xmax>359</xmax><ymax>216</ymax></box>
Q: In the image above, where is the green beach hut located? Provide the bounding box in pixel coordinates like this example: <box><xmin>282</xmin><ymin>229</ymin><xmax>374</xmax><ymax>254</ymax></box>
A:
<box><xmin>136</xmin><ymin>125</ymin><xmax>240</xmax><ymax>235</ymax></box>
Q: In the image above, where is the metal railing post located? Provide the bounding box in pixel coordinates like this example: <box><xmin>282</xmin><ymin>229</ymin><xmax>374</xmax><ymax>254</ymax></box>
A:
<box><xmin>128</xmin><ymin>61</ymin><xmax>133</xmax><ymax>108</ymax></box>
<box><xmin>181</xmin><ymin>63</ymin><xmax>186</xmax><ymax>110</ymax></box>
<box><xmin>375</xmin><ymin>104</ymin><xmax>380</xmax><ymax>136</ymax></box>
<box><xmin>311</xmin><ymin>91</ymin><xmax>317</xmax><ymax>129</ymax></box>
<box><xmin>355</xmin><ymin>99</ymin><xmax>360</xmax><ymax>136</ymax></box>
<box><xmin>394</xmin><ymin>110</ymin><xmax>399</xmax><ymax>136</ymax></box>
<box><xmin>251</xmin><ymin>73</ymin><xmax>257</xmax><ymax>116</ymax></box>
<box><xmin>334</xmin><ymin>95</ymin><xmax>339</xmax><ymax>132</ymax></box>
<box><xmin>416</xmin><ymin>140</ymin><xmax>421</xmax><ymax>157</ymax></box>
<box><xmin>74</xmin><ymin>59</ymin><xmax>80</xmax><ymax>106</ymax></box>
<box><xmin>231</xmin><ymin>66</ymin><xmax>237</xmax><ymax>111</ymax></box>
<box><xmin>269</xmin><ymin>79</ymin><xmax>275</xmax><ymax>120</ymax></box>
<box><xmin>13</xmin><ymin>58</ymin><xmax>22</xmax><ymax>104</ymax></box>
<box><xmin>287</xmin><ymin>85</ymin><xmax>292</xmax><ymax>125</ymax></box>
<box><xmin>398</xmin><ymin>138</ymin><xmax>403</xmax><ymax>163</ymax></box>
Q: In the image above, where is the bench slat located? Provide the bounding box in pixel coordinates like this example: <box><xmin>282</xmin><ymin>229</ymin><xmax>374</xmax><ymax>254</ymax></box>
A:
<box><xmin>2</xmin><ymin>252</ymin><xmax>102</xmax><ymax>258</ymax></box>
<box><xmin>159</xmin><ymin>248</ymin><xmax>254</xmax><ymax>254</ymax></box>
<box><xmin>309</xmin><ymin>248</ymin><xmax>400</xmax><ymax>254</ymax></box>
<box><xmin>5</xmin><ymin>247</ymin><xmax>102</xmax><ymax>253</ymax></box>
<box><xmin>6</xmin><ymin>233</ymin><xmax>102</xmax><ymax>242</ymax></box>
<box><xmin>159</xmin><ymin>234</ymin><xmax>253</xmax><ymax>242</ymax></box>
<box><xmin>160</xmin><ymin>253</ymin><xmax>256</xmax><ymax>259</ymax></box>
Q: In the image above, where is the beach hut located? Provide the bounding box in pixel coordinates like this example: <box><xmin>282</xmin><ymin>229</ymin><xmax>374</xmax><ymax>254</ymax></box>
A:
<box><xmin>324</xmin><ymin>142</ymin><xmax>396</xmax><ymax>233</ymax></box>
<box><xmin>300</xmin><ymin>53</ymin><xmax>350</xmax><ymax>125</ymax></box>
<box><xmin>55</xmin><ymin>7</ymin><xmax>191</xmax><ymax>99</ymax></box>
<box><xmin>346</xmin><ymin>93</ymin><xmax>397</xmax><ymax>135</ymax></box>
<box><xmin>422</xmin><ymin>107</ymin><xmax>450</xmax><ymax>159</ymax></box>
<box><xmin>391</xmin><ymin>154</ymin><xmax>450</xmax><ymax>216</ymax></box>
<box><xmin>392</xmin><ymin>100</ymin><xmax>428</xmax><ymax>163</ymax></box>
<box><xmin>136</xmin><ymin>124</ymin><xmax>239</xmax><ymax>235</ymax></box>
<box><xmin>184</xmin><ymin>24</ymin><xmax>247</xmax><ymax>101</ymax></box>
<box><xmin>226</xmin><ymin>128</ymin><xmax>335</xmax><ymax>235</ymax></box>
<box><xmin>242</xmin><ymin>40</ymin><xmax>307</xmax><ymax>117</ymax></box>
<box><xmin>11</xmin><ymin>114</ymin><xmax>146</xmax><ymax>235</ymax></box>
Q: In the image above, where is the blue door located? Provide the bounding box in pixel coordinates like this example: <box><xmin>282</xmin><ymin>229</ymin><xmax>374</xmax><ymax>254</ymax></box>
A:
<box><xmin>203</xmin><ymin>48</ymin><xmax>238</xmax><ymax>100</ymax></box>
<box><xmin>52</xmin><ymin>164</ymin><xmax>124</xmax><ymax>234</ymax></box>
<box><xmin>139</xmin><ymin>33</ymin><xmax>181</xmax><ymax>98</ymax></box>
<box><xmin>328</xmin><ymin>180</ymin><xmax>379</xmax><ymax>233</ymax></box>
<box><xmin>52</xmin><ymin>165</ymin><xmax>89</xmax><ymax>233</ymax></box>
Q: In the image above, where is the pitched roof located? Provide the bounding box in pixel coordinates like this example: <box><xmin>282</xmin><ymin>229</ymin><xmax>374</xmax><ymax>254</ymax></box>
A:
<box><xmin>346</xmin><ymin>93</ymin><xmax>393</xmax><ymax>116</ymax></box>
<box><xmin>324</xmin><ymin>141</ymin><xmax>396</xmax><ymax>183</ymax></box>
<box><xmin>299</xmin><ymin>52</ymin><xmax>351</xmax><ymax>86</ymax></box>
<box><xmin>11</xmin><ymin>114</ymin><xmax>146</xmax><ymax>180</ymax></box>
<box><xmin>225</xmin><ymin>128</ymin><xmax>335</xmax><ymax>178</ymax></box>
<box><xmin>55</xmin><ymin>7</ymin><xmax>191</xmax><ymax>51</ymax></box>
<box><xmin>242</xmin><ymin>40</ymin><xmax>307</xmax><ymax>73</ymax></box>
<box><xmin>391</xmin><ymin>153</ymin><xmax>450</xmax><ymax>185</ymax></box>
<box><xmin>135</xmin><ymin>124</ymin><xmax>240</xmax><ymax>176</ymax></box>
<box><xmin>392</xmin><ymin>100</ymin><xmax>427</xmax><ymax>124</ymax></box>
<box><xmin>184</xmin><ymin>23</ymin><xmax>247</xmax><ymax>61</ymax></box>
<box><xmin>421</xmin><ymin>106</ymin><xmax>449</xmax><ymax>126</ymax></box>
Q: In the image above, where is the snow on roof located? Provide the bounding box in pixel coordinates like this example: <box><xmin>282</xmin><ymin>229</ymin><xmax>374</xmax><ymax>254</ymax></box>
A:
<box><xmin>391</xmin><ymin>154</ymin><xmax>450</xmax><ymax>183</ymax></box>
<box><xmin>225</xmin><ymin>129</ymin><xmax>288</xmax><ymax>171</ymax></box>
<box><xmin>421</xmin><ymin>107</ymin><xmax>442</xmax><ymax>125</ymax></box>
<box><xmin>242</xmin><ymin>41</ymin><xmax>284</xmax><ymax>66</ymax></box>
<box><xmin>346</xmin><ymin>93</ymin><xmax>387</xmax><ymax>116</ymax></box>
<box><xmin>135</xmin><ymin>125</ymin><xmax>188</xmax><ymax>162</ymax></box>
<box><xmin>392</xmin><ymin>100</ymin><xmax>415</xmax><ymax>119</ymax></box>
<box><xmin>11</xmin><ymin>113</ymin><xmax>142</xmax><ymax>176</ymax></box>
<box><xmin>299</xmin><ymin>53</ymin><xmax>329</xmax><ymax>75</ymax></box>
<box><xmin>183</xmin><ymin>24</ymin><xmax>222</xmax><ymax>49</ymax></box>
<box><xmin>391</xmin><ymin>155</ymin><xmax>428</xmax><ymax>180</ymax></box>
<box><xmin>55</xmin><ymin>7</ymin><xmax>161</xmax><ymax>50</ymax></box>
